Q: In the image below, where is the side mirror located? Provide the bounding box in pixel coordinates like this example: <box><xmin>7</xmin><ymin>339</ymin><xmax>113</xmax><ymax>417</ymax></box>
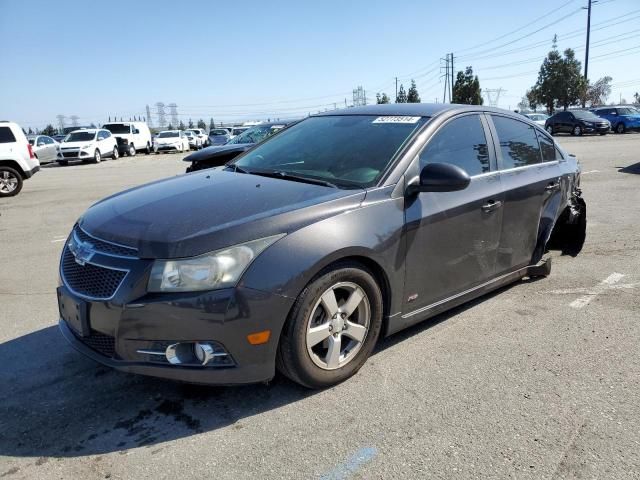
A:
<box><xmin>133</xmin><ymin>128</ymin><xmax>140</xmax><ymax>134</ymax></box>
<box><xmin>406</xmin><ymin>162</ymin><xmax>471</xmax><ymax>195</ymax></box>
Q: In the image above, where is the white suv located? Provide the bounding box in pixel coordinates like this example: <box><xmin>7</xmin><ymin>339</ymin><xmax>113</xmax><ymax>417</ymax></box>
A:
<box><xmin>187</xmin><ymin>128</ymin><xmax>209</xmax><ymax>147</ymax></box>
<box><xmin>0</xmin><ymin>121</ymin><xmax>40</xmax><ymax>197</ymax></box>
<box><xmin>57</xmin><ymin>129</ymin><xmax>119</xmax><ymax>165</ymax></box>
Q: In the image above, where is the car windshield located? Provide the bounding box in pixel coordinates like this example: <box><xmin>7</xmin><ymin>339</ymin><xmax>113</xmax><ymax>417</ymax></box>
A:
<box><xmin>618</xmin><ymin>108</ymin><xmax>636</xmax><ymax>115</ymax></box>
<box><xmin>158</xmin><ymin>131</ymin><xmax>178</xmax><ymax>138</ymax></box>
<box><xmin>572</xmin><ymin>110</ymin><xmax>600</xmax><ymax>120</ymax></box>
<box><xmin>211</xmin><ymin>129</ymin><xmax>228</xmax><ymax>136</ymax></box>
<box><xmin>103</xmin><ymin>124</ymin><xmax>131</xmax><ymax>134</ymax></box>
<box><xmin>65</xmin><ymin>131</ymin><xmax>95</xmax><ymax>142</ymax></box>
<box><xmin>228</xmin><ymin>125</ymin><xmax>284</xmax><ymax>145</ymax></box>
<box><xmin>233</xmin><ymin>115</ymin><xmax>427</xmax><ymax>188</ymax></box>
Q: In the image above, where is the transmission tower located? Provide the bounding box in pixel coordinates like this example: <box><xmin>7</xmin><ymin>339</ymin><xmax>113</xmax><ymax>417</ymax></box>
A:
<box><xmin>56</xmin><ymin>115</ymin><xmax>66</xmax><ymax>132</ymax></box>
<box><xmin>145</xmin><ymin>105</ymin><xmax>153</xmax><ymax>127</ymax></box>
<box><xmin>70</xmin><ymin>115</ymin><xmax>79</xmax><ymax>127</ymax></box>
<box><xmin>155</xmin><ymin>102</ymin><xmax>166</xmax><ymax>128</ymax></box>
<box><xmin>168</xmin><ymin>103</ymin><xmax>178</xmax><ymax>127</ymax></box>
<box><xmin>352</xmin><ymin>86</ymin><xmax>367</xmax><ymax>107</ymax></box>
<box><xmin>484</xmin><ymin>88</ymin><xmax>506</xmax><ymax>107</ymax></box>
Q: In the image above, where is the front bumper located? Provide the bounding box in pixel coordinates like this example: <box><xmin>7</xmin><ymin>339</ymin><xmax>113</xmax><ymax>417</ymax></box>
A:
<box><xmin>154</xmin><ymin>144</ymin><xmax>181</xmax><ymax>151</ymax></box>
<box><xmin>583</xmin><ymin>124</ymin><xmax>610</xmax><ymax>133</ymax></box>
<box><xmin>56</xmin><ymin>231</ymin><xmax>294</xmax><ymax>384</ymax></box>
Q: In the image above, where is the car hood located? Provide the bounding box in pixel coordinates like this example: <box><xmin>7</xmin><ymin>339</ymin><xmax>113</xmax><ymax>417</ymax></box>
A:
<box><xmin>155</xmin><ymin>137</ymin><xmax>180</xmax><ymax>144</ymax></box>
<box><xmin>79</xmin><ymin>170</ymin><xmax>365</xmax><ymax>258</ymax></box>
<box><xmin>183</xmin><ymin>144</ymin><xmax>252</xmax><ymax>163</ymax></box>
<box><xmin>61</xmin><ymin>141</ymin><xmax>92</xmax><ymax>148</ymax></box>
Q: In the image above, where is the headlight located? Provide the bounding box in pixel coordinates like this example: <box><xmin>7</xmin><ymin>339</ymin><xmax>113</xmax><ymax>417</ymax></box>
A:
<box><xmin>81</xmin><ymin>144</ymin><xmax>92</xmax><ymax>149</ymax></box>
<box><xmin>147</xmin><ymin>234</ymin><xmax>285</xmax><ymax>292</ymax></box>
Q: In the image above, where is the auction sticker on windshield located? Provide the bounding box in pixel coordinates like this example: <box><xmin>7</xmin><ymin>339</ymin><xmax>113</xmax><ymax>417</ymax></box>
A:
<box><xmin>372</xmin><ymin>116</ymin><xmax>421</xmax><ymax>124</ymax></box>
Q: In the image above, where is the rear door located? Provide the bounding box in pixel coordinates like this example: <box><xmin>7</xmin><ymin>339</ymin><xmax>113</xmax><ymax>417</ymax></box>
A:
<box><xmin>487</xmin><ymin>114</ymin><xmax>562</xmax><ymax>274</ymax></box>
<box><xmin>403</xmin><ymin>113</ymin><xmax>503</xmax><ymax>313</ymax></box>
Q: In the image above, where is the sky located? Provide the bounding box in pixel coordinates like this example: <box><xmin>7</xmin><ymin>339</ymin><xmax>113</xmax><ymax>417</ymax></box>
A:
<box><xmin>1</xmin><ymin>0</ymin><xmax>639</xmax><ymax>130</ymax></box>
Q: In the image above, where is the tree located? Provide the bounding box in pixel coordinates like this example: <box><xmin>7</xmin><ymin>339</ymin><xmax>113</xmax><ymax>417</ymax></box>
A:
<box><xmin>452</xmin><ymin>66</ymin><xmax>483</xmax><ymax>105</ymax></box>
<box><xmin>529</xmin><ymin>38</ymin><xmax>586</xmax><ymax>114</ymax></box>
<box><xmin>27</xmin><ymin>127</ymin><xmax>33</xmax><ymax>135</ymax></box>
<box><xmin>197</xmin><ymin>119</ymin><xmax>206</xmax><ymax>129</ymax></box>
<box><xmin>407</xmin><ymin>80</ymin><xmax>421</xmax><ymax>103</ymax></box>
<box><xmin>167</xmin><ymin>123</ymin><xmax>174</xmax><ymax>130</ymax></box>
<box><xmin>376</xmin><ymin>92</ymin><xmax>390</xmax><ymax>104</ymax></box>
<box><xmin>209</xmin><ymin>118</ymin><xmax>216</xmax><ymax>130</ymax></box>
<box><xmin>526</xmin><ymin>88</ymin><xmax>539</xmax><ymax>111</ymax></box>
<box><xmin>178</xmin><ymin>120</ymin><xmax>186</xmax><ymax>130</ymax></box>
<box><xmin>41</xmin><ymin>124</ymin><xmax>56</xmax><ymax>136</ymax></box>
<box><xmin>188</xmin><ymin>119</ymin><xmax>194</xmax><ymax>129</ymax></box>
<box><xmin>517</xmin><ymin>96</ymin><xmax>529</xmax><ymax>112</ymax></box>
<box><xmin>396</xmin><ymin>84</ymin><xmax>407</xmax><ymax>103</ymax></box>
<box><xmin>581</xmin><ymin>76</ymin><xmax>612</xmax><ymax>107</ymax></box>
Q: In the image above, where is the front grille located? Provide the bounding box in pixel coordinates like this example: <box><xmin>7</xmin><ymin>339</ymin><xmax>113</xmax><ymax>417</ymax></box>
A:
<box><xmin>62</xmin><ymin>249</ymin><xmax>127</xmax><ymax>299</ymax></box>
<box><xmin>74</xmin><ymin>225</ymin><xmax>138</xmax><ymax>257</ymax></box>
<box><xmin>62</xmin><ymin>151</ymin><xmax>78</xmax><ymax>158</ymax></box>
<box><xmin>73</xmin><ymin>328</ymin><xmax>116</xmax><ymax>357</ymax></box>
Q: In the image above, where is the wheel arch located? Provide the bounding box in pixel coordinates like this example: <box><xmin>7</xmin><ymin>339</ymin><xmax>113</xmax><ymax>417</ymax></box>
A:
<box><xmin>0</xmin><ymin>159</ymin><xmax>26</xmax><ymax>178</ymax></box>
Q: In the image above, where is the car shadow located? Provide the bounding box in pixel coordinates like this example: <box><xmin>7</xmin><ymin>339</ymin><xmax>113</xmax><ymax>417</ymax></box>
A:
<box><xmin>0</xmin><ymin>280</ymin><xmax>526</xmax><ymax>459</ymax></box>
<box><xmin>617</xmin><ymin>162</ymin><xmax>640</xmax><ymax>174</ymax></box>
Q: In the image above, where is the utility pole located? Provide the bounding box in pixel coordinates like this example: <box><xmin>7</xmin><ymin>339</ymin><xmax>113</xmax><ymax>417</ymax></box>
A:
<box><xmin>583</xmin><ymin>0</ymin><xmax>596</xmax><ymax>82</ymax></box>
<box><xmin>395</xmin><ymin>77</ymin><xmax>398</xmax><ymax>103</ymax></box>
<box><xmin>442</xmin><ymin>55</ymin><xmax>450</xmax><ymax>103</ymax></box>
<box><xmin>450</xmin><ymin>53</ymin><xmax>454</xmax><ymax>103</ymax></box>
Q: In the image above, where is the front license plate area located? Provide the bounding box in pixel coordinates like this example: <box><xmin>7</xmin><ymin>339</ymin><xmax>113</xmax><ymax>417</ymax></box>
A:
<box><xmin>57</xmin><ymin>288</ymin><xmax>89</xmax><ymax>337</ymax></box>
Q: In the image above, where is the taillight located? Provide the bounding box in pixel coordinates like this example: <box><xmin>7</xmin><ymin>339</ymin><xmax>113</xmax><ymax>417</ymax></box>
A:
<box><xmin>27</xmin><ymin>144</ymin><xmax>35</xmax><ymax>159</ymax></box>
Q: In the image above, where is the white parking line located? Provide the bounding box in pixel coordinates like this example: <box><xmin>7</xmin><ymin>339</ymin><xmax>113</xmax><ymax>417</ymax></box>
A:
<box><xmin>581</xmin><ymin>170</ymin><xmax>600</xmax><ymax>175</ymax></box>
<box><xmin>569</xmin><ymin>273</ymin><xmax>625</xmax><ymax>309</ymax></box>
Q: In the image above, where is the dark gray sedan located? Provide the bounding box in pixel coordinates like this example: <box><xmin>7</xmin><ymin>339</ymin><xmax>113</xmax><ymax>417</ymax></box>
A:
<box><xmin>57</xmin><ymin>104</ymin><xmax>586</xmax><ymax>388</ymax></box>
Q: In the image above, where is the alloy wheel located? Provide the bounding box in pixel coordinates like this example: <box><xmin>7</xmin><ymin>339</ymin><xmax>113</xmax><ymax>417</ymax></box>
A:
<box><xmin>113</xmin><ymin>147</ymin><xmax>119</xmax><ymax>159</ymax></box>
<box><xmin>305</xmin><ymin>281</ymin><xmax>371</xmax><ymax>370</ymax></box>
<box><xmin>573</xmin><ymin>126</ymin><xmax>582</xmax><ymax>136</ymax></box>
<box><xmin>0</xmin><ymin>170</ymin><xmax>19</xmax><ymax>194</ymax></box>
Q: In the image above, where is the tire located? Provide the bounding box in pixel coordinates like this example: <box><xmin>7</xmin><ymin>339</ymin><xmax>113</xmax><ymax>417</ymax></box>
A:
<box><xmin>572</xmin><ymin>125</ymin><xmax>582</xmax><ymax>136</ymax></box>
<box><xmin>58</xmin><ymin>160</ymin><xmax>68</xmax><ymax>166</ymax></box>
<box><xmin>616</xmin><ymin>123</ymin><xmax>625</xmax><ymax>134</ymax></box>
<box><xmin>277</xmin><ymin>263</ymin><xmax>383</xmax><ymax>389</ymax></box>
<box><xmin>128</xmin><ymin>144</ymin><xmax>136</xmax><ymax>156</ymax></box>
<box><xmin>93</xmin><ymin>149</ymin><xmax>101</xmax><ymax>163</ymax></box>
<box><xmin>546</xmin><ymin>125</ymin><xmax>554</xmax><ymax>135</ymax></box>
<box><xmin>112</xmin><ymin>146</ymin><xmax>119</xmax><ymax>159</ymax></box>
<box><xmin>0</xmin><ymin>166</ymin><xmax>23</xmax><ymax>197</ymax></box>
<box><xmin>145</xmin><ymin>143</ymin><xmax>151</xmax><ymax>155</ymax></box>
<box><xmin>600</xmin><ymin>132</ymin><xmax>607</xmax><ymax>136</ymax></box>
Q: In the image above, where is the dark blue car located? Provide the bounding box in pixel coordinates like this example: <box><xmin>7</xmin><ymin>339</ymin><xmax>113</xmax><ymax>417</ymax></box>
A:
<box><xmin>592</xmin><ymin>106</ymin><xmax>640</xmax><ymax>134</ymax></box>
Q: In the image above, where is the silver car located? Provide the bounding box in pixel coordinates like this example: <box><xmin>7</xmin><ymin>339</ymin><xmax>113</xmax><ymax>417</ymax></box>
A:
<box><xmin>27</xmin><ymin>135</ymin><xmax>59</xmax><ymax>164</ymax></box>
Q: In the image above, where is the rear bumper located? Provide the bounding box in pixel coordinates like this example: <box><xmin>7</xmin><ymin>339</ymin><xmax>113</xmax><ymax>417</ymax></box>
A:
<box><xmin>22</xmin><ymin>165</ymin><xmax>40</xmax><ymax>179</ymax></box>
<box><xmin>57</xmin><ymin>282</ymin><xmax>294</xmax><ymax>385</ymax></box>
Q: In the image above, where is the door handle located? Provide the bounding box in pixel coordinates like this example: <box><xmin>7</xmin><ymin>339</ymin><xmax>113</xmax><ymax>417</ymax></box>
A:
<box><xmin>481</xmin><ymin>200</ymin><xmax>503</xmax><ymax>213</ymax></box>
<box><xmin>545</xmin><ymin>182</ymin><xmax>560</xmax><ymax>192</ymax></box>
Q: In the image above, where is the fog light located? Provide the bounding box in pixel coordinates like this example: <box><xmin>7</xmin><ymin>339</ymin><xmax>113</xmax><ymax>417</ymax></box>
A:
<box><xmin>194</xmin><ymin>342</ymin><xmax>214</xmax><ymax>364</ymax></box>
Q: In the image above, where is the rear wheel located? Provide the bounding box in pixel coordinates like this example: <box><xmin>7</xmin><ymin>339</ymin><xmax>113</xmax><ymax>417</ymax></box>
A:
<box><xmin>0</xmin><ymin>167</ymin><xmax>23</xmax><ymax>197</ymax></box>
<box><xmin>112</xmin><ymin>146</ymin><xmax>119</xmax><ymax>159</ymax></box>
<box><xmin>277</xmin><ymin>263</ymin><xmax>383</xmax><ymax>389</ymax></box>
<box><xmin>616</xmin><ymin>123</ymin><xmax>625</xmax><ymax>134</ymax></box>
<box><xmin>145</xmin><ymin>143</ymin><xmax>151</xmax><ymax>154</ymax></box>
<box><xmin>128</xmin><ymin>144</ymin><xmax>136</xmax><ymax>156</ymax></box>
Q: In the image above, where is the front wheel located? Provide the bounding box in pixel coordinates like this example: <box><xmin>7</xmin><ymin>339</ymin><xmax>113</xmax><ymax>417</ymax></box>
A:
<box><xmin>572</xmin><ymin>125</ymin><xmax>583</xmax><ymax>136</ymax></box>
<box><xmin>0</xmin><ymin>166</ymin><xmax>23</xmax><ymax>197</ymax></box>
<box><xmin>277</xmin><ymin>263</ymin><xmax>383</xmax><ymax>389</ymax></box>
<box><xmin>145</xmin><ymin>143</ymin><xmax>151</xmax><ymax>154</ymax></box>
<box><xmin>546</xmin><ymin>125</ymin><xmax>554</xmax><ymax>135</ymax></box>
<box><xmin>94</xmin><ymin>149</ymin><xmax>101</xmax><ymax>163</ymax></box>
<box><xmin>616</xmin><ymin>123</ymin><xmax>625</xmax><ymax>134</ymax></box>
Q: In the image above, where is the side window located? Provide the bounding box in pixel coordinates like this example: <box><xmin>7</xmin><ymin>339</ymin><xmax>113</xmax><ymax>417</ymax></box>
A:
<box><xmin>0</xmin><ymin>127</ymin><xmax>17</xmax><ymax>143</ymax></box>
<box><xmin>419</xmin><ymin>114</ymin><xmax>490</xmax><ymax>176</ymax></box>
<box><xmin>97</xmin><ymin>131</ymin><xmax>107</xmax><ymax>140</ymax></box>
<box><xmin>492</xmin><ymin>116</ymin><xmax>541</xmax><ymax>169</ymax></box>
<box><xmin>536</xmin><ymin>130</ymin><xmax>557</xmax><ymax>162</ymax></box>
<box><xmin>44</xmin><ymin>136</ymin><xmax>54</xmax><ymax>144</ymax></box>
<box><xmin>103</xmin><ymin>130</ymin><xmax>111</xmax><ymax>138</ymax></box>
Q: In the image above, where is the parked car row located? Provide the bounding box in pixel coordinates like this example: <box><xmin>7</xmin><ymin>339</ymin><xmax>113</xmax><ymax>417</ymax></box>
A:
<box><xmin>528</xmin><ymin>105</ymin><xmax>640</xmax><ymax>137</ymax></box>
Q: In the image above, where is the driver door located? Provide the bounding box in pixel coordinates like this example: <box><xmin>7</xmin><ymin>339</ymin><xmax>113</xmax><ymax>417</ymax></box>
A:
<box><xmin>403</xmin><ymin>113</ymin><xmax>503</xmax><ymax>315</ymax></box>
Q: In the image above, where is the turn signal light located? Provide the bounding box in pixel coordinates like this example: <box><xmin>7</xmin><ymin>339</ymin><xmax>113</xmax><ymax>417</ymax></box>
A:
<box><xmin>247</xmin><ymin>330</ymin><xmax>271</xmax><ymax>345</ymax></box>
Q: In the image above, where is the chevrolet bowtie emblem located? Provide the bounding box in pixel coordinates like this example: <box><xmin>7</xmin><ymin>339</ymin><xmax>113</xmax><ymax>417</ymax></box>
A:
<box><xmin>69</xmin><ymin>237</ymin><xmax>95</xmax><ymax>266</ymax></box>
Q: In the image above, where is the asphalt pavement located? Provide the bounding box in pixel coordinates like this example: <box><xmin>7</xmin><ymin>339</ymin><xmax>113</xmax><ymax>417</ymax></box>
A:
<box><xmin>0</xmin><ymin>135</ymin><xmax>638</xmax><ymax>479</ymax></box>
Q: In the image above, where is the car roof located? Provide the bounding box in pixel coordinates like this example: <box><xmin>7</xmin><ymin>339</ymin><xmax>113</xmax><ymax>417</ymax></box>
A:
<box><xmin>313</xmin><ymin>103</ymin><xmax>525</xmax><ymax>118</ymax></box>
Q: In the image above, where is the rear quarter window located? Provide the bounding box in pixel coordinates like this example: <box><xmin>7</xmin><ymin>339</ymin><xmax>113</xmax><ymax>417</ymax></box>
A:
<box><xmin>0</xmin><ymin>127</ymin><xmax>17</xmax><ymax>143</ymax></box>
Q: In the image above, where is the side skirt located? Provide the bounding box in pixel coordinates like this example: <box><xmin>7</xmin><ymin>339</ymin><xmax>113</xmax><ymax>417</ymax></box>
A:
<box><xmin>386</xmin><ymin>267</ymin><xmax>529</xmax><ymax>336</ymax></box>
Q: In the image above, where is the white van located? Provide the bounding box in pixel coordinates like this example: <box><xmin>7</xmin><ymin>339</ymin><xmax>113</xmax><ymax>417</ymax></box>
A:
<box><xmin>102</xmin><ymin>121</ymin><xmax>152</xmax><ymax>156</ymax></box>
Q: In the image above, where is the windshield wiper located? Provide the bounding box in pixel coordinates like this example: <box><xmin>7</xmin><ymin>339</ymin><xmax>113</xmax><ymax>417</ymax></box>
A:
<box><xmin>250</xmin><ymin>170</ymin><xmax>338</xmax><ymax>188</ymax></box>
